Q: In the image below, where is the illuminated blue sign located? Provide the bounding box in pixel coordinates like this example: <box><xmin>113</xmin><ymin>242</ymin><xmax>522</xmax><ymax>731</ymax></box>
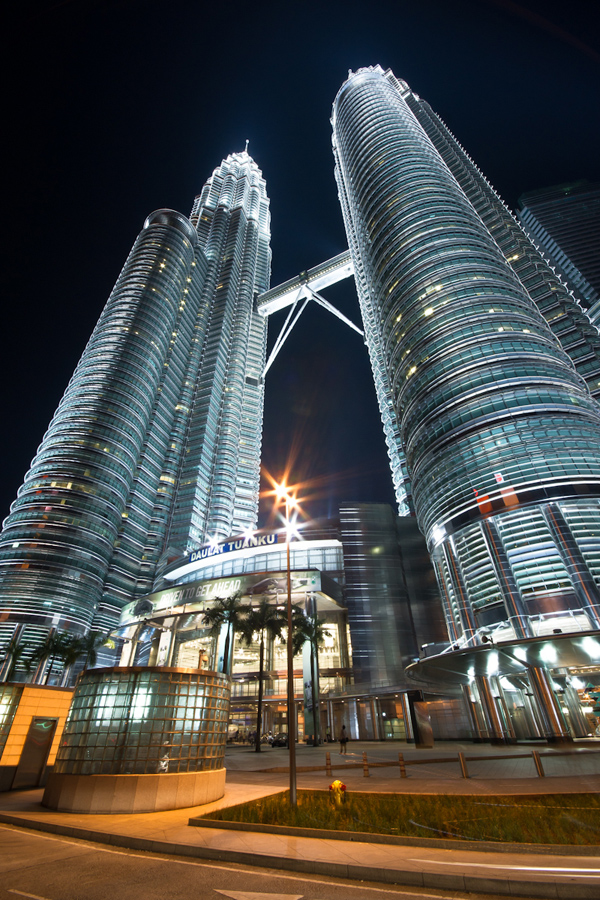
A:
<box><xmin>188</xmin><ymin>532</ymin><xmax>279</xmax><ymax>565</ymax></box>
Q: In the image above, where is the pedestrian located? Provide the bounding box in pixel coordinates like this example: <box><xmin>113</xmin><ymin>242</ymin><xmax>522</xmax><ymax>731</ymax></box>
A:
<box><xmin>339</xmin><ymin>724</ymin><xmax>348</xmax><ymax>754</ymax></box>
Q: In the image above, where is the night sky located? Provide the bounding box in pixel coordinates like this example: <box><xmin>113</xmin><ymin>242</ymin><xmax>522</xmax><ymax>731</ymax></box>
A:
<box><xmin>2</xmin><ymin>0</ymin><xmax>599</xmax><ymax>529</ymax></box>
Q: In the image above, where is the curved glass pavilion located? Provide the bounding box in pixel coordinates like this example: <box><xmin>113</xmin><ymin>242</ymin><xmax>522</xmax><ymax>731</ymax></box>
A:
<box><xmin>0</xmin><ymin>152</ymin><xmax>271</xmax><ymax>654</ymax></box>
<box><xmin>332</xmin><ymin>66</ymin><xmax>600</xmax><ymax>739</ymax></box>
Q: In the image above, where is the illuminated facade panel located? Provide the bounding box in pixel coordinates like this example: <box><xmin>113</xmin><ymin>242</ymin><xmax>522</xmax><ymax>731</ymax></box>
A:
<box><xmin>0</xmin><ymin>210</ymin><xmax>199</xmax><ymax>642</ymax></box>
<box><xmin>331</xmin><ymin>66</ymin><xmax>600</xmax><ymax>662</ymax></box>
<box><xmin>170</xmin><ymin>152</ymin><xmax>271</xmax><ymax>549</ymax></box>
<box><xmin>0</xmin><ymin>152</ymin><xmax>271</xmax><ymax>655</ymax></box>
<box><xmin>53</xmin><ymin>667</ymin><xmax>229</xmax><ymax>775</ymax></box>
<box><xmin>518</xmin><ymin>181</ymin><xmax>600</xmax><ymax>312</ymax></box>
<box><xmin>404</xmin><ymin>101</ymin><xmax>600</xmax><ymax>399</ymax></box>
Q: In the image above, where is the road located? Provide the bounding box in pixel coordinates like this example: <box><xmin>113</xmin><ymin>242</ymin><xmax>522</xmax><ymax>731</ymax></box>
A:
<box><xmin>0</xmin><ymin>824</ymin><xmax>509</xmax><ymax>900</ymax></box>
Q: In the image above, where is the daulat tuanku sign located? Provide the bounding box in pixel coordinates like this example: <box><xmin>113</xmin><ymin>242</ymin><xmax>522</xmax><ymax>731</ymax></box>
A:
<box><xmin>187</xmin><ymin>531</ymin><xmax>280</xmax><ymax>564</ymax></box>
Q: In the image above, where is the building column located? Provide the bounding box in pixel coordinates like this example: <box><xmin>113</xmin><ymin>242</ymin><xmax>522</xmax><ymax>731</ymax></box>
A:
<box><xmin>119</xmin><ymin>623</ymin><xmax>144</xmax><ymax>667</ymax></box>
<box><xmin>399</xmin><ymin>693</ymin><xmax>415</xmax><ymax>742</ymax></box>
<box><xmin>563</xmin><ymin>681</ymin><xmax>591</xmax><ymax>737</ymax></box>
<box><xmin>0</xmin><ymin>623</ymin><xmax>25</xmax><ymax>681</ymax></box>
<box><xmin>326</xmin><ymin>700</ymin><xmax>334</xmax><ymax>742</ymax></box>
<box><xmin>432</xmin><ymin>556</ymin><xmax>462</xmax><ymax>643</ymax></box>
<box><xmin>443</xmin><ymin>539</ymin><xmax>478</xmax><ymax>639</ymax></box>
<box><xmin>491</xmin><ymin>675</ymin><xmax>517</xmax><ymax>741</ymax></box>
<box><xmin>527</xmin><ymin>666</ymin><xmax>572</xmax><ymax>742</ymax></box>
<box><xmin>542</xmin><ymin>504</ymin><xmax>600</xmax><ymax>630</ymax></box>
<box><xmin>164</xmin><ymin>620</ymin><xmax>180</xmax><ymax>667</ymax></box>
<box><xmin>370</xmin><ymin>698</ymin><xmax>380</xmax><ymax>740</ymax></box>
<box><xmin>480</xmin><ymin>520</ymin><xmax>532</xmax><ymax>639</ymax></box>
<box><xmin>474</xmin><ymin>675</ymin><xmax>507</xmax><ymax>743</ymax></box>
<box><xmin>461</xmin><ymin>684</ymin><xmax>486</xmax><ymax>741</ymax></box>
<box><xmin>337</xmin><ymin>618</ymin><xmax>351</xmax><ymax>669</ymax></box>
<box><xmin>520</xmin><ymin>688</ymin><xmax>544</xmax><ymax>739</ymax></box>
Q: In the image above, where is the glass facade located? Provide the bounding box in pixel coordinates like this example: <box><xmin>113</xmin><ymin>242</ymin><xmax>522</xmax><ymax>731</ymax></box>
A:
<box><xmin>0</xmin><ymin>152</ymin><xmax>271</xmax><ymax>661</ymax></box>
<box><xmin>0</xmin><ymin>684</ymin><xmax>23</xmax><ymax>760</ymax></box>
<box><xmin>402</xmin><ymin>100</ymin><xmax>600</xmax><ymax>402</ymax></box>
<box><xmin>54</xmin><ymin>666</ymin><xmax>229</xmax><ymax>775</ymax></box>
<box><xmin>518</xmin><ymin>181</ymin><xmax>600</xmax><ymax>312</ymax></box>
<box><xmin>0</xmin><ymin>210</ymin><xmax>199</xmax><ymax>646</ymax></box>
<box><xmin>171</xmin><ymin>152</ymin><xmax>271</xmax><ymax>549</ymax></box>
<box><xmin>331</xmin><ymin>67</ymin><xmax>600</xmax><ymax>653</ymax></box>
<box><xmin>339</xmin><ymin>503</ymin><xmax>433</xmax><ymax>688</ymax></box>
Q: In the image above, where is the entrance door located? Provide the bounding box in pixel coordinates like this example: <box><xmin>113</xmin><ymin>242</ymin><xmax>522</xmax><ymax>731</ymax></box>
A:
<box><xmin>12</xmin><ymin>717</ymin><xmax>58</xmax><ymax>790</ymax></box>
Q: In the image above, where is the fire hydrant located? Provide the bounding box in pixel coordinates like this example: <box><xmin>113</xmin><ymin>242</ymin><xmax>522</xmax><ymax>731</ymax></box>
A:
<box><xmin>329</xmin><ymin>779</ymin><xmax>347</xmax><ymax>807</ymax></box>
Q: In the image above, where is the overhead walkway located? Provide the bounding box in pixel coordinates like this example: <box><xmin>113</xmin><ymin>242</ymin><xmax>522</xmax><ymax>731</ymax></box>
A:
<box><xmin>256</xmin><ymin>250</ymin><xmax>363</xmax><ymax>379</ymax></box>
<box><xmin>256</xmin><ymin>249</ymin><xmax>354</xmax><ymax>316</ymax></box>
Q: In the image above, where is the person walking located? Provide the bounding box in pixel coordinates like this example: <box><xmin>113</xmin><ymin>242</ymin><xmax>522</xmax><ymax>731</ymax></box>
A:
<box><xmin>339</xmin><ymin>724</ymin><xmax>348</xmax><ymax>754</ymax></box>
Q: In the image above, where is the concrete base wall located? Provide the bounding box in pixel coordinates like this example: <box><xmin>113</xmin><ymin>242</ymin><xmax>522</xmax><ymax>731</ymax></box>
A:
<box><xmin>42</xmin><ymin>767</ymin><xmax>226</xmax><ymax>814</ymax></box>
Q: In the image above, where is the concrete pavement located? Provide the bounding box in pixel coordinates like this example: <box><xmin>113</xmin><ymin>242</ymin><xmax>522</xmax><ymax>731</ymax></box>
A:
<box><xmin>0</xmin><ymin>740</ymin><xmax>599</xmax><ymax>898</ymax></box>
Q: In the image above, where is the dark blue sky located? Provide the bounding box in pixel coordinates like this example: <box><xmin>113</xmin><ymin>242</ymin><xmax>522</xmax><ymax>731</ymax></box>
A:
<box><xmin>2</xmin><ymin>0</ymin><xmax>599</xmax><ymax>526</ymax></box>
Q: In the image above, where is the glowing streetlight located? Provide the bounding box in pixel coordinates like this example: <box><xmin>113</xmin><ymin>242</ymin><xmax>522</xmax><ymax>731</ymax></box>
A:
<box><xmin>275</xmin><ymin>481</ymin><xmax>298</xmax><ymax>806</ymax></box>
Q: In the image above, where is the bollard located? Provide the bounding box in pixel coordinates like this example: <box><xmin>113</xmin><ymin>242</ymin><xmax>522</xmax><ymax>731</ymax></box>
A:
<box><xmin>363</xmin><ymin>750</ymin><xmax>370</xmax><ymax>777</ymax></box>
<box><xmin>458</xmin><ymin>751</ymin><xmax>469</xmax><ymax>779</ymax></box>
<box><xmin>325</xmin><ymin>751</ymin><xmax>332</xmax><ymax>776</ymax></box>
<box><xmin>398</xmin><ymin>752</ymin><xmax>407</xmax><ymax>778</ymax></box>
<box><xmin>532</xmin><ymin>749</ymin><xmax>545</xmax><ymax>777</ymax></box>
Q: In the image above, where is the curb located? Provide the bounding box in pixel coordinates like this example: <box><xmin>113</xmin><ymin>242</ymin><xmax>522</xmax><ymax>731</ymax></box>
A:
<box><xmin>1</xmin><ymin>811</ymin><xmax>599</xmax><ymax>899</ymax></box>
<box><xmin>188</xmin><ymin>815</ymin><xmax>600</xmax><ymax>856</ymax></box>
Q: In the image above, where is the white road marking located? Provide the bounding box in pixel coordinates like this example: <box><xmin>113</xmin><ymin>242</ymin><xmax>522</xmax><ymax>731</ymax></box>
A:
<box><xmin>412</xmin><ymin>858</ymin><xmax>600</xmax><ymax>876</ymax></box>
<box><xmin>0</xmin><ymin>824</ymin><xmax>519</xmax><ymax>896</ymax></box>
<box><xmin>8</xmin><ymin>891</ymin><xmax>52</xmax><ymax>900</ymax></box>
<box><xmin>215</xmin><ymin>892</ymin><xmax>302</xmax><ymax>899</ymax></box>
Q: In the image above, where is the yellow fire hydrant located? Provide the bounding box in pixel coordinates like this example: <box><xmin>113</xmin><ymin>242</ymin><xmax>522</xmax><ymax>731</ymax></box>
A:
<box><xmin>329</xmin><ymin>779</ymin><xmax>347</xmax><ymax>807</ymax></box>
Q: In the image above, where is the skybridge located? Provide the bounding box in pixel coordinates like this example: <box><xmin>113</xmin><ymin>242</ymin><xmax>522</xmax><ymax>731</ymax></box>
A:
<box><xmin>256</xmin><ymin>249</ymin><xmax>363</xmax><ymax>378</ymax></box>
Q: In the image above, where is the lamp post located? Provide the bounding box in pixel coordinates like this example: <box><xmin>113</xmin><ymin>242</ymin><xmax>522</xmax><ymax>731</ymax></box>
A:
<box><xmin>276</xmin><ymin>483</ymin><xmax>297</xmax><ymax>806</ymax></box>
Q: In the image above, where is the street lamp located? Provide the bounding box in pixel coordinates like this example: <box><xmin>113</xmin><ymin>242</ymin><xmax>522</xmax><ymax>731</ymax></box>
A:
<box><xmin>275</xmin><ymin>481</ymin><xmax>297</xmax><ymax>806</ymax></box>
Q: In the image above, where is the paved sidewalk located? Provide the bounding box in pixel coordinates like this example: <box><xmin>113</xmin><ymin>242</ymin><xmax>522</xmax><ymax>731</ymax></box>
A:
<box><xmin>224</xmin><ymin>738</ymin><xmax>600</xmax><ymax>794</ymax></box>
<box><xmin>0</xmin><ymin>740</ymin><xmax>599</xmax><ymax>898</ymax></box>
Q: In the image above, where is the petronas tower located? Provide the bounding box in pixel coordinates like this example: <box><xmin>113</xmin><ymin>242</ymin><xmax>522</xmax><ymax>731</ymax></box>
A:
<box><xmin>0</xmin><ymin>151</ymin><xmax>271</xmax><ymax>648</ymax></box>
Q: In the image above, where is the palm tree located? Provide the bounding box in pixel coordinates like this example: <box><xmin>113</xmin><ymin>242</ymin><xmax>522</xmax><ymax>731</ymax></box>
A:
<box><xmin>26</xmin><ymin>629</ymin><xmax>110</xmax><ymax>687</ymax></box>
<box><xmin>240</xmin><ymin>598</ymin><xmax>287</xmax><ymax>752</ymax></box>
<box><xmin>202</xmin><ymin>594</ymin><xmax>249</xmax><ymax>674</ymax></box>
<box><xmin>59</xmin><ymin>631</ymin><xmax>112</xmax><ymax>686</ymax></box>
<box><xmin>31</xmin><ymin>630</ymin><xmax>73</xmax><ymax>684</ymax></box>
<box><xmin>0</xmin><ymin>634</ymin><xmax>33</xmax><ymax>682</ymax></box>
<box><xmin>58</xmin><ymin>635</ymin><xmax>87</xmax><ymax>687</ymax></box>
<box><xmin>292</xmin><ymin>607</ymin><xmax>331</xmax><ymax>745</ymax></box>
<box><xmin>79</xmin><ymin>631</ymin><xmax>111</xmax><ymax>671</ymax></box>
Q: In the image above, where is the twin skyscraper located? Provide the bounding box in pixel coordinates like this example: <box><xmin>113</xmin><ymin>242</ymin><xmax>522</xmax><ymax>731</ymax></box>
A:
<box><xmin>2</xmin><ymin>67</ymin><xmax>600</xmax><ymax>696</ymax></box>
<box><xmin>0</xmin><ymin>151</ymin><xmax>271</xmax><ymax>646</ymax></box>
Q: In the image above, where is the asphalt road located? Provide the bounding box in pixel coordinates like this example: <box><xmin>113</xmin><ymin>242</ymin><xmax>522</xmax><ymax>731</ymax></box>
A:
<box><xmin>0</xmin><ymin>825</ymin><xmax>507</xmax><ymax>900</ymax></box>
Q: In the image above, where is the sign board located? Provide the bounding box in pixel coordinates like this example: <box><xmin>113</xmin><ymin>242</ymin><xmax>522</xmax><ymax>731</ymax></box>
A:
<box><xmin>187</xmin><ymin>532</ymin><xmax>280</xmax><ymax>565</ymax></box>
<box><xmin>119</xmin><ymin>569</ymin><xmax>321</xmax><ymax>627</ymax></box>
